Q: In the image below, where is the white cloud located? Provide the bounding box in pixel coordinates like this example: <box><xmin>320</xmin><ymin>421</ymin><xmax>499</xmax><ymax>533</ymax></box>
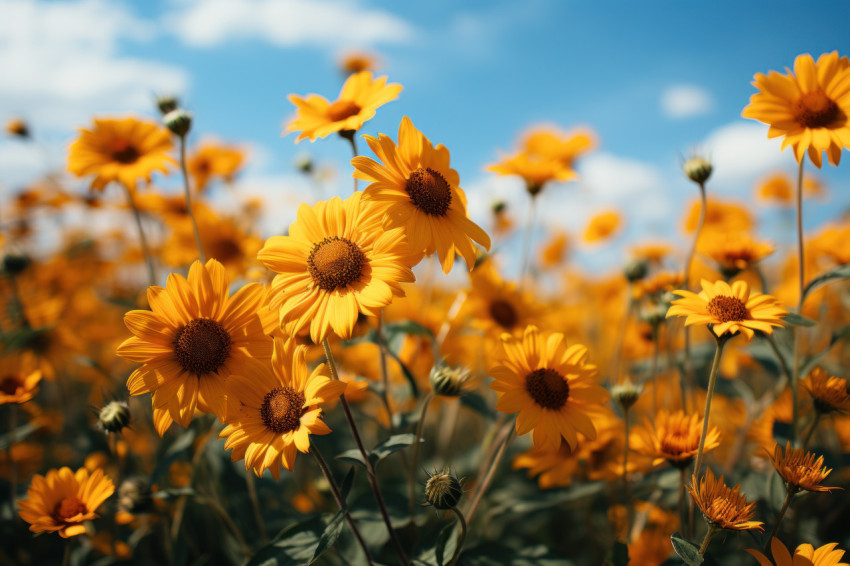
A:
<box><xmin>166</xmin><ymin>0</ymin><xmax>416</xmax><ymax>48</ymax></box>
<box><xmin>700</xmin><ymin>121</ymin><xmax>788</xmax><ymax>189</ymax></box>
<box><xmin>660</xmin><ymin>84</ymin><xmax>714</xmax><ymax>119</ymax></box>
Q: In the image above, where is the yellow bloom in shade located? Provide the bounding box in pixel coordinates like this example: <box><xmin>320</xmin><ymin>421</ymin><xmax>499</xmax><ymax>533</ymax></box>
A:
<box><xmin>743</xmin><ymin>51</ymin><xmax>850</xmax><ymax>167</ymax></box>
<box><xmin>68</xmin><ymin>117</ymin><xmax>175</xmax><ymax>191</ymax></box>
<box><xmin>583</xmin><ymin>210</ymin><xmax>622</xmax><ymax>243</ymax></box>
<box><xmin>187</xmin><ymin>141</ymin><xmax>245</xmax><ymax>192</ymax></box>
<box><xmin>748</xmin><ymin>538</ymin><xmax>849</xmax><ymax>566</ymax></box>
<box><xmin>803</xmin><ymin>367</ymin><xmax>850</xmax><ymax>414</ymax></box>
<box><xmin>352</xmin><ymin>116</ymin><xmax>491</xmax><ymax>273</ymax></box>
<box><xmin>489</xmin><ymin>325</ymin><xmax>609</xmax><ymax>451</ymax></box>
<box><xmin>667</xmin><ymin>279</ymin><xmax>787</xmax><ymax>341</ymax></box>
<box><xmin>767</xmin><ymin>442</ymin><xmax>836</xmax><ymax>493</ymax></box>
<box><xmin>633</xmin><ymin>410</ymin><xmax>721</xmax><ymax>468</ymax></box>
<box><xmin>117</xmin><ymin>259</ymin><xmax>274</xmax><ymax>435</ymax></box>
<box><xmin>285</xmin><ymin>71</ymin><xmax>402</xmax><ymax>142</ymax></box>
<box><xmin>0</xmin><ymin>353</ymin><xmax>42</xmax><ymax>404</ymax></box>
<box><xmin>258</xmin><ymin>192</ymin><xmax>417</xmax><ymax>343</ymax></box>
<box><xmin>463</xmin><ymin>259</ymin><xmax>541</xmax><ymax>342</ymax></box>
<box><xmin>18</xmin><ymin>467</ymin><xmax>114</xmax><ymax>538</ymax></box>
<box><xmin>220</xmin><ymin>338</ymin><xmax>347</xmax><ymax>479</ymax></box>
<box><xmin>688</xmin><ymin>468</ymin><xmax>763</xmax><ymax>531</ymax></box>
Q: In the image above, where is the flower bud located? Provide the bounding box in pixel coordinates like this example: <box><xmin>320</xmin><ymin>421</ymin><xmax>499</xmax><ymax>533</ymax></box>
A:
<box><xmin>623</xmin><ymin>258</ymin><xmax>649</xmax><ymax>283</ymax></box>
<box><xmin>295</xmin><ymin>153</ymin><xmax>314</xmax><ymax>174</ymax></box>
<box><xmin>5</xmin><ymin>118</ymin><xmax>30</xmax><ymax>139</ymax></box>
<box><xmin>491</xmin><ymin>200</ymin><xmax>507</xmax><ymax>215</ymax></box>
<box><xmin>612</xmin><ymin>380</ymin><xmax>642</xmax><ymax>411</ymax></box>
<box><xmin>98</xmin><ymin>400</ymin><xmax>131</xmax><ymax>433</ymax></box>
<box><xmin>684</xmin><ymin>156</ymin><xmax>712</xmax><ymax>185</ymax></box>
<box><xmin>156</xmin><ymin>95</ymin><xmax>179</xmax><ymax>115</ymax></box>
<box><xmin>118</xmin><ymin>477</ymin><xmax>153</xmax><ymax>514</ymax></box>
<box><xmin>640</xmin><ymin>302</ymin><xmax>667</xmax><ymax>327</ymax></box>
<box><xmin>3</xmin><ymin>253</ymin><xmax>31</xmax><ymax>276</ymax></box>
<box><xmin>163</xmin><ymin>109</ymin><xmax>192</xmax><ymax>137</ymax></box>
<box><xmin>430</xmin><ymin>363</ymin><xmax>472</xmax><ymax>398</ymax></box>
<box><xmin>424</xmin><ymin>469</ymin><xmax>463</xmax><ymax>510</ymax></box>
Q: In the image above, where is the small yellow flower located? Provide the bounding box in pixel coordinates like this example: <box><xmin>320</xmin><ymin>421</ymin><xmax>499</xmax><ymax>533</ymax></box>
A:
<box><xmin>803</xmin><ymin>367</ymin><xmax>850</xmax><ymax>414</ymax></box>
<box><xmin>688</xmin><ymin>468</ymin><xmax>763</xmax><ymax>531</ymax></box>
<box><xmin>747</xmin><ymin>537</ymin><xmax>849</xmax><ymax>566</ymax></box>
<box><xmin>767</xmin><ymin>442</ymin><xmax>836</xmax><ymax>493</ymax></box>
<box><xmin>633</xmin><ymin>410</ymin><xmax>721</xmax><ymax>468</ymax></box>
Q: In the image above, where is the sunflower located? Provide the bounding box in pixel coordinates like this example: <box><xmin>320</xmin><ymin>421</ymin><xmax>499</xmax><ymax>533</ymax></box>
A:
<box><xmin>698</xmin><ymin>231</ymin><xmax>775</xmax><ymax>278</ymax></box>
<box><xmin>68</xmin><ymin>117</ymin><xmax>175</xmax><ymax>192</ymax></box>
<box><xmin>18</xmin><ymin>466</ymin><xmax>114</xmax><ymax>538</ymax></box>
<box><xmin>258</xmin><ymin>192</ymin><xmax>417</xmax><ymax>344</ymax></box>
<box><xmin>803</xmin><ymin>367</ymin><xmax>850</xmax><ymax>414</ymax></box>
<box><xmin>351</xmin><ymin>116</ymin><xmax>491</xmax><ymax>273</ymax></box>
<box><xmin>743</xmin><ymin>51</ymin><xmax>850</xmax><ymax>168</ymax></box>
<box><xmin>683</xmin><ymin>198</ymin><xmax>754</xmax><ymax>234</ymax></box>
<box><xmin>187</xmin><ymin>141</ymin><xmax>245</xmax><ymax>192</ymax></box>
<box><xmin>767</xmin><ymin>442</ymin><xmax>835</xmax><ymax>493</ymax></box>
<box><xmin>285</xmin><ymin>71</ymin><xmax>402</xmax><ymax>142</ymax></box>
<box><xmin>755</xmin><ymin>172</ymin><xmax>827</xmax><ymax>206</ymax></box>
<box><xmin>220</xmin><ymin>338</ymin><xmax>346</xmax><ymax>479</ymax></box>
<box><xmin>687</xmin><ymin>468</ymin><xmax>763</xmax><ymax>532</ymax></box>
<box><xmin>117</xmin><ymin>259</ymin><xmax>274</xmax><ymax>435</ymax></box>
<box><xmin>583</xmin><ymin>210</ymin><xmax>622</xmax><ymax>243</ymax></box>
<box><xmin>0</xmin><ymin>353</ymin><xmax>42</xmax><ymax>404</ymax></box>
<box><xmin>463</xmin><ymin>259</ymin><xmax>541</xmax><ymax>344</ymax></box>
<box><xmin>487</xmin><ymin>151</ymin><xmax>576</xmax><ymax>196</ymax></box>
<box><xmin>748</xmin><ymin>538</ymin><xmax>849</xmax><ymax>566</ymax></box>
<box><xmin>633</xmin><ymin>410</ymin><xmax>721</xmax><ymax>468</ymax></box>
<box><xmin>489</xmin><ymin>325</ymin><xmax>609</xmax><ymax>451</ymax></box>
<box><xmin>522</xmin><ymin>126</ymin><xmax>596</xmax><ymax>167</ymax></box>
<box><xmin>667</xmin><ymin>279</ymin><xmax>787</xmax><ymax>341</ymax></box>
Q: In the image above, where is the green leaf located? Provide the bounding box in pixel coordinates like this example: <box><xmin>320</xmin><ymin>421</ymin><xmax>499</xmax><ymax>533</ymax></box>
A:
<box><xmin>802</xmin><ymin>263</ymin><xmax>850</xmax><ymax>302</ymax></box>
<box><xmin>340</xmin><ymin>467</ymin><xmax>356</xmax><ymax>500</ymax></box>
<box><xmin>460</xmin><ymin>392</ymin><xmax>494</xmax><ymax>419</ymax></box>
<box><xmin>384</xmin><ymin>347</ymin><xmax>420</xmax><ymax>398</ymax></box>
<box><xmin>247</xmin><ymin>516</ymin><xmax>326</xmax><ymax>566</ymax></box>
<box><xmin>800</xmin><ymin>324</ymin><xmax>850</xmax><ymax>376</ymax></box>
<box><xmin>435</xmin><ymin>520</ymin><xmax>458</xmax><ymax>566</ymax></box>
<box><xmin>310</xmin><ymin>511</ymin><xmax>346</xmax><ymax>563</ymax></box>
<box><xmin>335</xmin><ymin>449</ymin><xmax>368</xmax><ymax>470</ymax></box>
<box><xmin>784</xmin><ymin>312</ymin><xmax>818</xmax><ymax>327</ymax></box>
<box><xmin>605</xmin><ymin>541</ymin><xmax>629</xmax><ymax>566</ymax></box>
<box><xmin>670</xmin><ymin>533</ymin><xmax>703</xmax><ymax>566</ymax></box>
<box><xmin>371</xmin><ymin>433</ymin><xmax>417</xmax><ymax>468</ymax></box>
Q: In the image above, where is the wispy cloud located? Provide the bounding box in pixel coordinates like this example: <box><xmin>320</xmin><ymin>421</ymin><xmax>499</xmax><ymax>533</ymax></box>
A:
<box><xmin>660</xmin><ymin>84</ymin><xmax>714</xmax><ymax>119</ymax></box>
<box><xmin>700</xmin><ymin>121</ymin><xmax>788</xmax><ymax>190</ymax></box>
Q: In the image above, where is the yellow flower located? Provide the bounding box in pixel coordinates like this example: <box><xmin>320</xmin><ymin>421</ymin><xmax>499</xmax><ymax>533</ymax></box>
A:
<box><xmin>339</xmin><ymin>51</ymin><xmax>379</xmax><ymax>75</ymax></box>
<box><xmin>755</xmin><ymin>172</ymin><xmax>827</xmax><ymax>206</ymax></box>
<box><xmin>743</xmin><ymin>51</ymin><xmax>850</xmax><ymax>168</ymax></box>
<box><xmin>285</xmin><ymin>71</ymin><xmax>402</xmax><ymax>142</ymax></box>
<box><xmin>352</xmin><ymin>116</ymin><xmax>491</xmax><ymax>273</ymax></box>
<box><xmin>811</xmin><ymin>223</ymin><xmax>850</xmax><ymax>265</ymax></box>
<box><xmin>747</xmin><ymin>538</ymin><xmax>849</xmax><ymax>566</ymax></box>
<box><xmin>803</xmin><ymin>367</ymin><xmax>850</xmax><ymax>414</ymax></box>
<box><xmin>687</xmin><ymin>468</ymin><xmax>763</xmax><ymax>531</ymax></box>
<box><xmin>683</xmin><ymin>198</ymin><xmax>754</xmax><ymax>234</ymax></box>
<box><xmin>489</xmin><ymin>325</ymin><xmax>608</xmax><ymax>451</ymax></box>
<box><xmin>463</xmin><ymin>259</ymin><xmax>541</xmax><ymax>343</ymax></box>
<box><xmin>667</xmin><ymin>279</ymin><xmax>787</xmax><ymax>341</ymax></box>
<box><xmin>0</xmin><ymin>353</ymin><xmax>42</xmax><ymax>404</ymax></box>
<box><xmin>487</xmin><ymin>151</ymin><xmax>576</xmax><ymax>195</ymax></box>
<box><xmin>187</xmin><ymin>141</ymin><xmax>245</xmax><ymax>192</ymax></box>
<box><xmin>583</xmin><ymin>210</ymin><xmax>622</xmax><ymax>243</ymax></box>
<box><xmin>5</xmin><ymin>117</ymin><xmax>30</xmax><ymax>138</ymax></box>
<box><xmin>698</xmin><ymin>230</ymin><xmax>775</xmax><ymax>277</ymax></box>
<box><xmin>767</xmin><ymin>442</ymin><xmax>836</xmax><ymax>493</ymax></box>
<box><xmin>220</xmin><ymin>338</ymin><xmax>347</xmax><ymax>479</ymax></box>
<box><xmin>521</xmin><ymin>126</ymin><xmax>596</xmax><ymax>168</ymax></box>
<box><xmin>68</xmin><ymin>117</ymin><xmax>175</xmax><ymax>191</ymax></box>
<box><xmin>258</xmin><ymin>192</ymin><xmax>416</xmax><ymax>343</ymax></box>
<box><xmin>18</xmin><ymin>467</ymin><xmax>114</xmax><ymax>538</ymax></box>
<box><xmin>117</xmin><ymin>259</ymin><xmax>274</xmax><ymax>435</ymax></box>
<box><xmin>633</xmin><ymin>410</ymin><xmax>721</xmax><ymax>468</ymax></box>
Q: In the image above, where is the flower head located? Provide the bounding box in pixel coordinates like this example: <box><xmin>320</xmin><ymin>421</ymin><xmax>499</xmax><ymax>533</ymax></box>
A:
<box><xmin>767</xmin><ymin>442</ymin><xmax>836</xmax><ymax>493</ymax></box>
<box><xmin>285</xmin><ymin>71</ymin><xmax>401</xmax><ymax>142</ymax></box>
<box><xmin>18</xmin><ymin>467</ymin><xmax>114</xmax><ymax>538</ymax></box>
<box><xmin>187</xmin><ymin>141</ymin><xmax>245</xmax><ymax>192</ymax></box>
<box><xmin>742</xmin><ymin>51</ymin><xmax>850</xmax><ymax>168</ymax></box>
<box><xmin>688</xmin><ymin>468</ymin><xmax>763</xmax><ymax>531</ymax></box>
<box><xmin>68</xmin><ymin>117</ymin><xmax>175</xmax><ymax>192</ymax></box>
<box><xmin>699</xmin><ymin>231</ymin><xmax>775</xmax><ymax>278</ymax></box>
<box><xmin>633</xmin><ymin>410</ymin><xmax>720</xmax><ymax>468</ymax></box>
<box><xmin>802</xmin><ymin>367</ymin><xmax>850</xmax><ymax>414</ymax></box>
<box><xmin>667</xmin><ymin>279</ymin><xmax>787</xmax><ymax>341</ymax></box>
<box><xmin>0</xmin><ymin>353</ymin><xmax>42</xmax><ymax>404</ymax></box>
<box><xmin>423</xmin><ymin>468</ymin><xmax>464</xmax><ymax>510</ymax></box>
<box><xmin>747</xmin><ymin>538</ymin><xmax>849</xmax><ymax>566</ymax></box>
<box><xmin>487</xmin><ymin>151</ymin><xmax>576</xmax><ymax>196</ymax></box>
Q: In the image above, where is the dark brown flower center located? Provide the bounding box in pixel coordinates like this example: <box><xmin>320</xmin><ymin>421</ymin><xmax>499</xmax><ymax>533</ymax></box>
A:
<box><xmin>173</xmin><ymin>318</ymin><xmax>232</xmax><ymax>376</ymax></box>
<box><xmin>260</xmin><ymin>387</ymin><xmax>306</xmax><ymax>433</ymax></box>
<box><xmin>525</xmin><ymin>368</ymin><xmax>569</xmax><ymax>410</ymax></box>
<box><xmin>0</xmin><ymin>374</ymin><xmax>22</xmax><ymax>395</ymax></box>
<box><xmin>793</xmin><ymin>91</ymin><xmax>842</xmax><ymax>129</ymax></box>
<box><xmin>53</xmin><ymin>497</ymin><xmax>86</xmax><ymax>522</ymax></box>
<box><xmin>489</xmin><ymin>299</ymin><xmax>518</xmax><ymax>329</ymax></box>
<box><xmin>211</xmin><ymin>238</ymin><xmax>241</xmax><ymax>262</ymax></box>
<box><xmin>327</xmin><ymin>100</ymin><xmax>361</xmax><ymax>122</ymax></box>
<box><xmin>406</xmin><ymin>167</ymin><xmax>452</xmax><ymax>216</ymax></box>
<box><xmin>110</xmin><ymin>142</ymin><xmax>140</xmax><ymax>164</ymax></box>
<box><xmin>308</xmin><ymin>237</ymin><xmax>366</xmax><ymax>291</ymax></box>
<box><xmin>706</xmin><ymin>295</ymin><xmax>749</xmax><ymax>323</ymax></box>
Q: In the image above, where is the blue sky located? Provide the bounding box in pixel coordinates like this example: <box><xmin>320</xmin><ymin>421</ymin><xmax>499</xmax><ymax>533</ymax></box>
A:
<box><xmin>2</xmin><ymin>0</ymin><xmax>850</xmax><ymax>272</ymax></box>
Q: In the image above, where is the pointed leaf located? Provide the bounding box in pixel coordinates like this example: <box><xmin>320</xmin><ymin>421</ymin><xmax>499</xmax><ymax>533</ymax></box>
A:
<box><xmin>802</xmin><ymin>263</ymin><xmax>850</xmax><ymax>302</ymax></box>
<box><xmin>310</xmin><ymin>511</ymin><xmax>346</xmax><ymax>563</ymax></box>
<box><xmin>784</xmin><ymin>312</ymin><xmax>817</xmax><ymax>327</ymax></box>
<box><xmin>340</xmin><ymin>467</ymin><xmax>356</xmax><ymax>500</ymax></box>
<box><xmin>671</xmin><ymin>533</ymin><xmax>703</xmax><ymax>566</ymax></box>
<box><xmin>371</xmin><ymin>433</ymin><xmax>417</xmax><ymax>468</ymax></box>
<box><xmin>335</xmin><ymin>449</ymin><xmax>368</xmax><ymax>470</ymax></box>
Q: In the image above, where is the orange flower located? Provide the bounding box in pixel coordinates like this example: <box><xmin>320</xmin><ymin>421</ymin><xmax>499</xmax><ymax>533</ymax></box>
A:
<box><xmin>688</xmin><ymin>468</ymin><xmax>763</xmax><ymax>531</ymax></box>
<box><xmin>747</xmin><ymin>537</ymin><xmax>849</xmax><ymax>566</ymax></box>
<box><xmin>767</xmin><ymin>442</ymin><xmax>836</xmax><ymax>493</ymax></box>
<box><xmin>633</xmin><ymin>410</ymin><xmax>720</xmax><ymax>468</ymax></box>
<box><xmin>583</xmin><ymin>210</ymin><xmax>622</xmax><ymax>243</ymax></box>
<box><xmin>803</xmin><ymin>367</ymin><xmax>850</xmax><ymax>414</ymax></box>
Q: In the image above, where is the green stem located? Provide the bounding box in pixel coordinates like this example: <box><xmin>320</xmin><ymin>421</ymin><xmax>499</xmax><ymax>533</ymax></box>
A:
<box><xmin>651</xmin><ymin>326</ymin><xmax>660</xmax><ymax>416</ymax></box>
<box><xmin>693</xmin><ymin>335</ymin><xmax>728</xmax><ymax>475</ymax></box>
<box><xmin>341</xmin><ymin>130</ymin><xmax>359</xmax><ymax>192</ymax></box>
<box><xmin>311</xmin><ymin>446</ymin><xmax>374</xmax><ymax>566</ymax></box>
<box><xmin>623</xmin><ymin>408</ymin><xmax>633</xmax><ymax>536</ymax></box>
<box><xmin>61</xmin><ymin>539</ymin><xmax>72</xmax><ymax>566</ymax></box>
<box><xmin>698</xmin><ymin>524</ymin><xmax>717</xmax><ymax>556</ymax></box>
<box><xmin>683</xmin><ymin>181</ymin><xmax>708</xmax><ymax>412</ymax></box>
<box><xmin>409</xmin><ymin>392</ymin><xmax>433</xmax><ymax>514</ymax></box>
<box><xmin>791</xmin><ymin>158</ymin><xmax>805</xmax><ymax>446</ymax></box>
<box><xmin>518</xmin><ymin>194</ymin><xmax>537</xmax><ymax>291</ymax></box>
<box><xmin>9</xmin><ymin>405</ymin><xmax>17</xmax><ymax>523</ymax></box>
<box><xmin>376</xmin><ymin>312</ymin><xmax>394</xmax><ymax>429</ymax></box>
<box><xmin>801</xmin><ymin>412</ymin><xmax>822</xmax><ymax>450</ymax></box>
<box><xmin>321</xmin><ymin>338</ymin><xmax>410</xmax><ymax>566</ymax></box>
<box><xmin>123</xmin><ymin>184</ymin><xmax>157</xmax><ymax>286</ymax></box>
<box><xmin>465</xmin><ymin>424</ymin><xmax>515</xmax><ymax>526</ymax></box>
<box><xmin>764</xmin><ymin>488</ymin><xmax>794</xmax><ymax>553</ymax></box>
<box><xmin>178</xmin><ymin>134</ymin><xmax>207</xmax><ymax>263</ymax></box>
<box><xmin>447</xmin><ymin>507</ymin><xmax>468</xmax><ymax>566</ymax></box>
<box><xmin>244</xmin><ymin>472</ymin><xmax>268</xmax><ymax>544</ymax></box>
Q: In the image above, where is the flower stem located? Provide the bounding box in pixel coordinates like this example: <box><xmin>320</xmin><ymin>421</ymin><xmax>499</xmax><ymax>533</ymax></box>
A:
<box><xmin>623</xmin><ymin>407</ymin><xmax>633</xmax><ymax>537</ymax></box>
<box><xmin>61</xmin><ymin>539</ymin><xmax>72</xmax><ymax>566</ymax></box>
<box><xmin>678</xmin><ymin>467</ymin><xmax>687</xmax><ymax>539</ymax></box>
<box><xmin>8</xmin><ymin>405</ymin><xmax>17</xmax><ymax>523</ymax></box>
<box><xmin>518</xmin><ymin>194</ymin><xmax>538</xmax><ymax>291</ymax></box>
<box><xmin>651</xmin><ymin>326</ymin><xmax>660</xmax><ymax>416</ymax></box>
<box><xmin>693</xmin><ymin>335</ymin><xmax>728</xmax><ymax>475</ymax></box>
<box><xmin>244</xmin><ymin>472</ymin><xmax>268</xmax><ymax>544</ymax></box>
<box><xmin>322</xmin><ymin>338</ymin><xmax>410</xmax><ymax>566</ymax></box>
<box><xmin>408</xmin><ymin>392</ymin><xmax>433</xmax><ymax>514</ymax></box>
<box><xmin>465</xmin><ymin>423</ymin><xmax>515</xmax><ymax>526</ymax></box>
<box><xmin>447</xmin><ymin>507</ymin><xmax>468</xmax><ymax>566</ymax></box>
<box><xmin>311</xmin><ymin>445</ymin><xmax>374</xmax><ymax>566</ymax></box>
<box><xmin>764</xmin><ymin>488</ymin><xmax>794</xmax><ymax>553</ymax></box>
<box><xmin>123</xmin><ymin>184</ymin><xmax>157</xmax><ymax>286</ymax></box>
<box><xmin>178</xmin><ymin>134</ymin><xmax>206</xmax><ymax>263</ymax></box>
<box><xmin>791</xmin><ymin>158</ymin><xmax>805</xmax><ymax>446</ymax></box>
<box><xmin>698</xmin><ymin>524</ymin><xmax>717</xmax><ymax>556</ymax></box>
<box><xmin>802</xmin><ymin>412</ymin><xmax>822</xmax><ymax>450</ymax></box>
<box><xmin>376</xmin><ymin>311</ymin><xmax>394</xmax><ymax>429</ymax></box>
<box><xmin>683</xmin><ymin>180</ymin><xmax>708</xmax><ymax>412</ymax></box>
<box><xmin>341</xmin><ymin>130</ymin><xmax>359</xmax><ymax>192</ymax></box>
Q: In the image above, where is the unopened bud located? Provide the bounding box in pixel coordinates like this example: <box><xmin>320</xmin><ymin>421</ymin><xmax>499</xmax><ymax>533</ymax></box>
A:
<box><xmin>491</xmin><ymin>200</ymin><xmax>507</xmax><ymax>215</ymax></box>
<box><xmin>684</xmin><ymin>156</ymin><xmax>712</xmax><ymax>185</ymax></box>
<box><xmin>156</xmin><ymin>95</ymin><xmax>179</xmax><ymax>115</ymax></box>
<box><xmin>424</xmin><ymin>469</ymin><xmax>463</xmax><ymax>510</ymax></box>
<box><xmin>163</xmin><ymin>109</ymin><xmax>192</xmax><ymax>137</ymax></box>
<box><xmin>295</xmin><ymin>153</ymin><xmax>314</xmax><ymax>174</ymax></box>
<box><xmin>624</xmin><ymin>258</ymin><xmax>649</xmax><ymax>283</ymax></box>
<box><xmin>118</xmin><ymin>477</ymin><xmax>153</xmax><ymax>514</ymax></box>
<box><xmin>98</xmin><ymin>400</ymin><xmax>131</xmax><ymax>433</ymax></box>
<box><xmin>430</xmin><ymin>363</ymin><xmax>472</xmax><ymax>398</ymax></box>
<box><xmin>640</xmin><ymin>302</ymin><xmax>667</xmax><ymax>327</ymax></box>
<box><xmin>612</xmin><ymin>380</ymin><xmax>642</xmax><ymax>411</ymax></box>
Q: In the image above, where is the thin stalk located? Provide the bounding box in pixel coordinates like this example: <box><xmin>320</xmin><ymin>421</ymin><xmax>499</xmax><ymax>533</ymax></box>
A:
<box><xmin>651</xmin><ymin>326</ymin><xmax>660</xmax><ymax>416</ymax></box>
<box><xmin>198</xmin><ymin>492</ymin><xmax>250</xmax><ymax>556</ymax></box>
<box><xmin>791</xmin><ymin>158</ymin><xmax>805</xmax><ymax>446</ymax></box>
<box><xmin>764</xmin><ymin>488</ymin><xmax>794</xmax><ymax>553</ymax></box>
<box><xmin>9</xmin><ymin>405</ymin><xmax>17</xmax><ymax>522</ymax></box>
<box><xmin>698</xmin><ymin>524</ymin><xmax>717</xmax><ymax>556</ymax></box>
<box><xmin>623</xmin><ymin>408</ymin><xmax>633</xmax><ymax>536</ymax></box>
<box><xmin>447</xmin><ymin>507</ymin><xmax>468</xmax><ymax>566</ymax></box>
<box><xmin>465</xmin><ymin>425</ymin><xmax>515</xmax><ymax>526</ymax></box>
<box><xmin>9</xmin><ymin>275</ymin><xmax>30</xmax><ymax>329</ymax></box>
<box><xmin>322</xmin><ymin>338</ymin><xmax>410</xmax><ymax>566</ymax></box>
<box><xmin>341</xmin><ymin>130</ymin><xmax>359</xmax><ymax>192</ymax></box>
<box><xmin>611</xmin><ymin>293</ymin><xmax>636</xmax><ymax>387</ymax></box>
<box><xmin>693</xmin><ymin>335</ymin><xmax>728</xmax><ymax>475</ymax></box>
<box><xmin>311</xmin><ymin>446</ymin><xmax>374</xmax><ymax>566</ymax></box>
<box><xmin>518</xmin><ymin>194</ymin><xmax>537</xmax><ymax>291</ymax></box>
<box><xmin>683</xmin><ymin>181</ymin><xmax>708</xmax><ymax>412</ymax></box>
<box><xmin>678</xmin><ymin>467</ymin><xmax>687</xmax><ymax>539</ymax></box>
<box><xmin>123</xmin><ymin>184</ymin><xmax>157</xmax><ymax>286</ymax></box>
<box><xmin>178</xmin><ymin>134</ymin><xmax>207</xmax><ymax>263</ymax></box>
<box><xmin>62</xmin><ymin>539</ymin><xmax>72</xmax><ymax>566</ymax></box>
<box><xmin>244</xmin><ymin>472</ymin><xmax>268</xmax><ymax>544</ymax></box>
<box><xmin>376</xmin><ymin>312</ymin><xmax>393</xmax><ymax>429</ymax></box>
<box><xmin>409</xmin><ymin>392</ymin><xmax>434</xmax><ymax>514</ymax></box>
<box><xmin>802</xmin><ymin>412</ymin><xmax>822</xmax><ymax>450</ymax></box>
